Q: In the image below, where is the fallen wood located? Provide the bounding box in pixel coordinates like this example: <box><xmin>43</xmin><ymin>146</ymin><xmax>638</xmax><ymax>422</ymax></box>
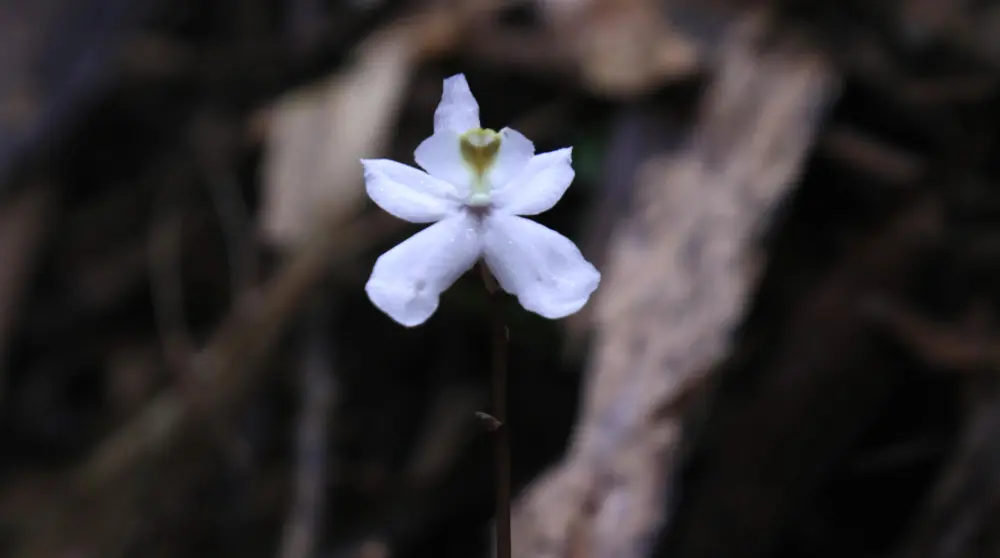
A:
<box><xmin>510</xmin><ymin>16</ymin><xmax>838</xmax><ymax>558</ymax></box>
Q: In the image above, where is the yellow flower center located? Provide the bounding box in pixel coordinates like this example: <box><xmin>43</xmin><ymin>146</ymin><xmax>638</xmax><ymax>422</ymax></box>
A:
<box><xmin>460</xmin><ymin>128</ymin><xmax>501</xmax><ymax>206</ymax></box>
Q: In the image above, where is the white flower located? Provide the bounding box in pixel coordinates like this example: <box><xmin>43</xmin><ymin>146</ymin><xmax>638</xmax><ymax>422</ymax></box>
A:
<box><xmin>361</xmin><ymin>74</ymin><xmax>600</xmax><ymax>327</ymax></box>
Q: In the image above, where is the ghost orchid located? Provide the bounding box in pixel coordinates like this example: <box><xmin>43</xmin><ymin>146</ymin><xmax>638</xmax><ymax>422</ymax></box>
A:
<box><xmin>362</xmin><ymin>74</ymin><xmax>600</xmax><ymax>327</ymax></box>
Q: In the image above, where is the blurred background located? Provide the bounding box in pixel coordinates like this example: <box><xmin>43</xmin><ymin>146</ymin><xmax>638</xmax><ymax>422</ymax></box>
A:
<box><xmin>2</xmin><ymin>1</ymin><xmax>1000</xmax><ymax>557</ymax></box>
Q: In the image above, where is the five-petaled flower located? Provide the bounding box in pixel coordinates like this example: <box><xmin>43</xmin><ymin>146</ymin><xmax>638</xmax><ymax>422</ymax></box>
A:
<box><xmin>361</xmin><ymin>74</ymin><xmax>601</xmax><ymax>327</ymax></box>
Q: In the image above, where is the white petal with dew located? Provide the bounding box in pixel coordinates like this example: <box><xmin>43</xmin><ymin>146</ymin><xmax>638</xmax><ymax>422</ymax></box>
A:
<box><xmin>362</xmin><ymin>159</ymin><xmax>461</xmax><ymax>223</ymax></box>
<box><xmin>492</xmin><ymin>148</ymin><xmax>575</xmax><ymax>216</ymax></box>
<box><xmin>434</xmin><ymin>74</ymin><xmax>480</xmax><ymax>134</ymax></box>
<box><xmin>366</xmin><ymin>214</ymin><xmax>483</xmax><ymax>327</ymax></box>
<box><xmin>487</xmin><ymin>127</ymin><xmax>535</xmax><ymax>192</ymax></box>
<box><xmin>483</xmin><ymin>213</ymin><xmax>600</xmax><ymax>319</ymax></box>
<box><xmin>414</xmin><ymin>131</ymin><xmax>471</xmax><ymax>193</ymax></box>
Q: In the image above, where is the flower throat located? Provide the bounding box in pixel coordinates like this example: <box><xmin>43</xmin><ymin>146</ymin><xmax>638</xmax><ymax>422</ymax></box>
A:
<box><xmin>460</xmin><ymin>128</ymin><xmax>501</xmax><ymax>206</ymax></box>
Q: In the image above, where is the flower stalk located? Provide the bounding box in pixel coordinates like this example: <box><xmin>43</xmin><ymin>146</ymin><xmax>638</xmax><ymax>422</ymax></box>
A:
<box><xmin>480</xmin><ymin>263</ymin><xmax>511</xmax><ymax>558</ymax></box>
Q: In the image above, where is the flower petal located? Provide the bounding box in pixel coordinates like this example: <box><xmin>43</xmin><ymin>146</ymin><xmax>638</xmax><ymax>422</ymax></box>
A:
<box><xmin>487</xmin><ymin>127</ymin><xmax>535</xmax><ymax>191</ymax></box>
<box><xmin>362</xmin><ymin>159</ymin><xmax>462</xmax><ymax>223</ymax></box>
<box><xmin>366</xmin><ymin>214</ymin><xmax>482</xmax><ymax>327</ymax></box>
<box><xmin>434</xmin><ymin>74</ymin><xmax>480</xmax><ymax>134</ymax></box>
<box><xmin>414</xmin><ymin>131</ymin><xmax>470</xmax><ymax>193</ymax></box>
<box><xmin>491</xmin><ymin>148</ymin><xmax>574</xmax><ymax>216</ymax></box>
<box><xmin>483</xmin><ymin>213</ymin><xmax>600</xmax><ymax>319</ymax></box>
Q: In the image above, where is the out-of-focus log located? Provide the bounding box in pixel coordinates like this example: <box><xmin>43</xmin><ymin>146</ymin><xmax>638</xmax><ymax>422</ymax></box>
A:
<box><xmin>510</xmin><ymin>16</ymin><xmax>838</xmax><ymax>558</ymax></box>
